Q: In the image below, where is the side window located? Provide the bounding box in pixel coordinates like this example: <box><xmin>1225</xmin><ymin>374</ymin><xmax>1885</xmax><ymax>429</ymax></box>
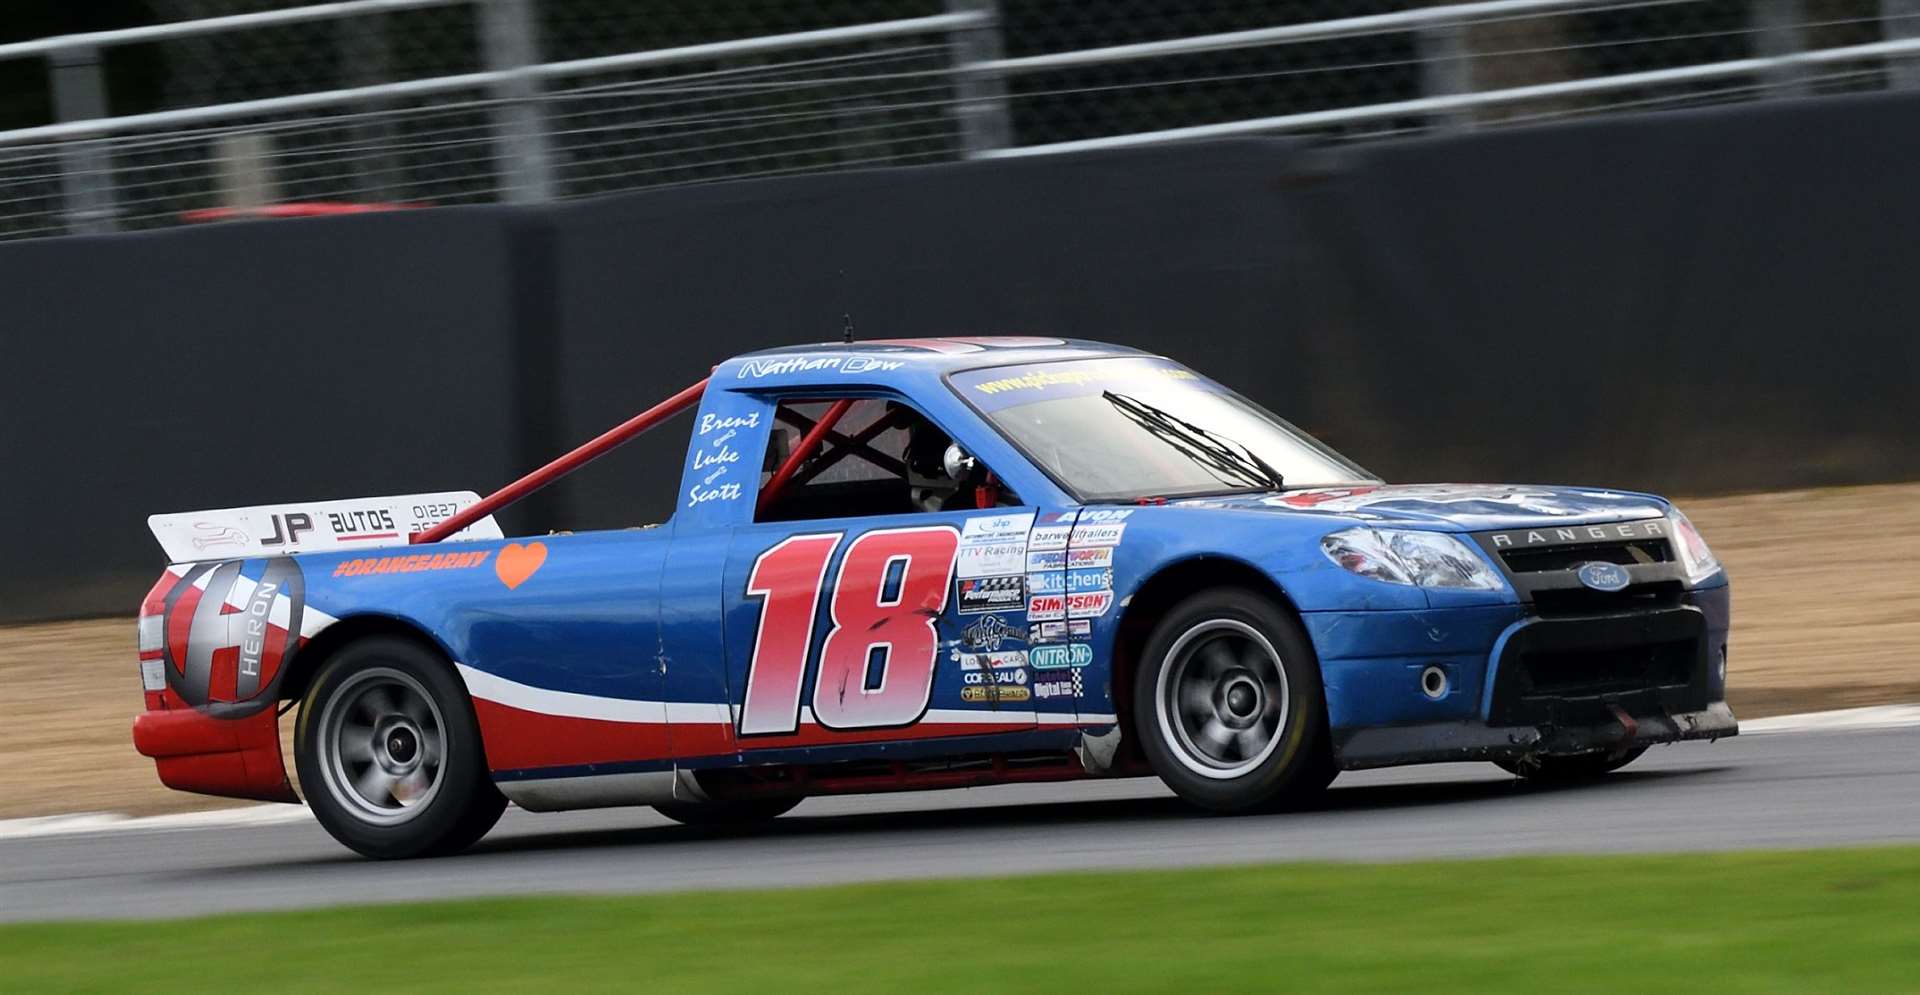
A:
<box><xmin>755</xmin><ymin>398</ymin><xmax>1020</xmax><ymax>523</ymax></box>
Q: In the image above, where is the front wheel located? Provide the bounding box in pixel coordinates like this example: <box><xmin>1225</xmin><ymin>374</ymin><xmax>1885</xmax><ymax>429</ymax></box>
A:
<box><xmin>1495</xmin><ymin>747</ymin><xmax>1647</xmax><ymax>782</ymax></box>
<box><xmin>1134</xmin><ymin>588</ymin><xmax>1334</xmax><ymax>813</ymax></box>
<box><xmin>294</xmin><ymin>636</ymin><xmax>506</xmax><ymax>859</ymax></box>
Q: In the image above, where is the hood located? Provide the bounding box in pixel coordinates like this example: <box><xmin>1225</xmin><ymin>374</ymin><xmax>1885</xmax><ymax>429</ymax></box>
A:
<box><xmin>1172</xmin><ymin>484</ymin><xmax>1670</xmax><ymax>532</ymax></box>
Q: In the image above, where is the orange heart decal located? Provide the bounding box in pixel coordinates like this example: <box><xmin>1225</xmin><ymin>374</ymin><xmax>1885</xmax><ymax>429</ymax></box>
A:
<box><xmin>494</xmin><ymin>541</ymin><xmax>548</xmax><ymax>590</ymax></box>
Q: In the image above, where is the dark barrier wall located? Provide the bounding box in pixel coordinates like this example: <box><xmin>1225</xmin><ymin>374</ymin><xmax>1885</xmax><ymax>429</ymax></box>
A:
<box><xmin>1298</xmin><ymin>91</ymin><xmax>1920</xmax><ymax>494</ymax></box>
<box><xmin>539</xmin><ymin>141</ymin><xmax>1349</xmax><ymax>531</ymax></box>
<box><xmin>0</xmin><ymin>208</ymin><xmax>529</xmax><ymax>622</ymax></box>
<box><xmin>2</xmin><ymin>92</ymin><xmax>1913</xmax><ymax>620</ymax></box>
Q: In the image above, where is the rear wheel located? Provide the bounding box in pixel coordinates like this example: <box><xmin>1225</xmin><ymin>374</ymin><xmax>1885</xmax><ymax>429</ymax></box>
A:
<box><xmin>294</xmin><ymin>636</ymin><xmax>505</xmax><ymax>859</ymax></box>
<box><xmin>653</xmin><ymin>798</ymin><xmax>801</xmax><ymax>826</ymax></box>
<box><xmin>1134</xmin><ymin>588</ymin><xmax>1334</xmax><ymax>813</ymax></box>
<box><xmin>1495</xmin><ymin>747</ymin><xmax>1647</xmax><ymax>782</ymax></box>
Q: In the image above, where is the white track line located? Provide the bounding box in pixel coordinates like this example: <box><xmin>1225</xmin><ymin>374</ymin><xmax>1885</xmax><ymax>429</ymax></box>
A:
<box><xmin>4</xmin><ymin>704</ymin><xmax>1914</xmax><ymax>841</ymax></box>
<box><xmin>1738</xmin><ymin>704</ymin><xmax>1920</xmax><ymax>736</ymax></box>
<box><xmin>0</xmin><ymin>803</ymin><xmax>314</xmax><ymax>841</ymax></box>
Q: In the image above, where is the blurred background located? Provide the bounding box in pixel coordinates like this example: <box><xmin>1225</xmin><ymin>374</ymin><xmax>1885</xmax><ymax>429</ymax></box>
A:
<box><xmin>0</xmin><ymin>11</ymin><xmax>1912</xmax><ymax>979</ymax></box>
<box><xmin>1</xmin><ymin>0</ymin><xmax>1914</xmax><ymax>233</ymax></box>
<box><xmin>0</xmin><ymin>0</ymin><xmax>1915</xmax><ymax>818</ymax></box>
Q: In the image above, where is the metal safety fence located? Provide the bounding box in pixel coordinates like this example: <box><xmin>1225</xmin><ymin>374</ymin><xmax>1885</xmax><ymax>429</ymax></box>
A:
<box><xmin>0</xmin><ymin>0</ymin><xmax>1915</xmax><ymax>240</ymax></box>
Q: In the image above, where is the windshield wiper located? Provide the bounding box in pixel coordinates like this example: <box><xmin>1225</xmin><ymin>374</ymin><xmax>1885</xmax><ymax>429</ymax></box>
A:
<box><xmin>1102</xmin><ymin>391</ymin><xmax>1286</xmax><ymax>493</ymax></box>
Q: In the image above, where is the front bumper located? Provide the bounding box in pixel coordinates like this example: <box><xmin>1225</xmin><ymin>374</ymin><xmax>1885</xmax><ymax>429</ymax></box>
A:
<box><xmin>1334</xmin><ymin>700</ymin><xmax>1737</xmax><ymax>770</ymax></box>
<box><xmin>1305</xmin><ymin>584</ymin><xmax>1734</xmax><ymax>770</ymax></box>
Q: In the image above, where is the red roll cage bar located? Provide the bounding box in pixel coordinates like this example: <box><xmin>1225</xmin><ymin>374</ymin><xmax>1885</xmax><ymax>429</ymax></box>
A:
<box><xmin>412</xmin><ymin>378</ymin><xmax>882</xmax><ymax>544</ymax></box>
<box><xmin>413</xmin><ymin>378</ymin><xmax>710</xmax><ymax>544</ymax></box>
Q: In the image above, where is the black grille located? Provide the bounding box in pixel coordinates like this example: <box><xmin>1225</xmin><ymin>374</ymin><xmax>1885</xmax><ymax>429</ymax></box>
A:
<box><xmin>1531</xmin><ymin>579</ymin><xmax>1685</xmax><ymax>616</ymax></box>
<box><xmin>1519</xmin><ymin>638</ymin><xmax>1696</xmax><ymax>697</ymax></box>
<box><xmin>1500</xmin><ymin>538</ymin><xmax>1672</xmax><ymax>573</ymax></box>
<box><xmin>1485</xmin><ymin>606</ymin><xmax>1712</xmax><ymax>726</ymax></box>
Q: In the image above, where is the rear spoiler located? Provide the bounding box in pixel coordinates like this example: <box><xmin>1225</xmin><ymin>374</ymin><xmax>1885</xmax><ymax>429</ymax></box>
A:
<box><xmin>148</xmin><ymin>491</ymin><xmax>504</xmax><ymax>564</ymax></box>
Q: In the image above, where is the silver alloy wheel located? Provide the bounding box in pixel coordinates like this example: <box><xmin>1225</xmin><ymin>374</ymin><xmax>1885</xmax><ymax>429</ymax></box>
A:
<box><xmin>1155</xmin><ymin>618</ymin><xmax>1290</xmax><ymax>780</ymax></box>
<box><xmin>317</xmin><ymin>666</ymin><xmax>447</xmax><ymax>826</ymax></box>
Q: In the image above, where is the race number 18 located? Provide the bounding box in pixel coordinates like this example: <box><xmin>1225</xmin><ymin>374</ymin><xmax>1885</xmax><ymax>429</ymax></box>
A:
<box><xmin>738</xmin><ymin>526</ymin><xmax>960</xmax><ymax>735</ymax></box>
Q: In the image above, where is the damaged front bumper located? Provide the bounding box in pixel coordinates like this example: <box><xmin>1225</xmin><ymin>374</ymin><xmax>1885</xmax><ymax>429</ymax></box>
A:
<box><xmin>1333</xmin><ymin>700</ymin><xmax>1737</xmax><ymax>770</ymax></box>
<box><xmin>1311</xmin><ymin>585</ymin><xmax>1735</xmax><ymax>771</ymax></box>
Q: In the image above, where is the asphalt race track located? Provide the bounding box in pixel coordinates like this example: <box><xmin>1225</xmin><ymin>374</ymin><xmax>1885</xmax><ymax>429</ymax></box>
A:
<box><xmin>2</xmin><ymin>726</ymin><xmax>1915</xmax><ymax>922</ymax></box>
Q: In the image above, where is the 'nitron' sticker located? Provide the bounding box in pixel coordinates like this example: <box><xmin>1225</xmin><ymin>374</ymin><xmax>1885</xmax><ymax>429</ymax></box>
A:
<box><xmin>1030</xmin><ymin>643</ymin><xmax>1093</xmax><ymax>670</ymax></box>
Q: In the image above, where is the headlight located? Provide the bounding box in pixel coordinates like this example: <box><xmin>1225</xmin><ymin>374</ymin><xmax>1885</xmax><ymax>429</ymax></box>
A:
<box><xmin>1321</xmin><ymin>527</ymin><xmax>1506</xmax><ymax>591</ymax></box>
<box><xmin>1667</xmin><ymin>508</ymin><xmax>1721</xmax><ymax>585</ymax></box>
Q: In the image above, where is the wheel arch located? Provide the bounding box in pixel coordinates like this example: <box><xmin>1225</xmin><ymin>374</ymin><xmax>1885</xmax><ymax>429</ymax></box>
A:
<box><xmin>1111</xmin><ymin>555</ymin><xmax>1312</xmax><ymax>769</ymax></box>
<box><xmin>276</xmin><ymin>613</ymin><xmax>465</xmax><ymax>708</ymax></box>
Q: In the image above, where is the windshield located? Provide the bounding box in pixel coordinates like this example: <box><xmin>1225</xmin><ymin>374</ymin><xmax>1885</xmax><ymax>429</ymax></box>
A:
<box><xmin>949</xmin><ymin>356</ymin><xmax>1376</xmax><ymax>502</ymax></box>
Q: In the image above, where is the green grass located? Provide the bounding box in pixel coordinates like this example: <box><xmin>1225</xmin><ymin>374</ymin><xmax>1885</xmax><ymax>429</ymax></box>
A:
<box><xmin>5</xmin><ymin>848</ymin><xmax>1919</xmax><ymax>993</ymax></box>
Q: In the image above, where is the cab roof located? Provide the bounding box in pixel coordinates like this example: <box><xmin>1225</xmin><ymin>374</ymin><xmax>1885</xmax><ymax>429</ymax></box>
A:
<box><xmin>715</xmin><ymin>336</ymin><xmax>1148</xmax><ymax>390</ymax></box>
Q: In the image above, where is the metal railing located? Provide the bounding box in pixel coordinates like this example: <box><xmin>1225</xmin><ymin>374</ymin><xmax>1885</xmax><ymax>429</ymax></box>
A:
<box><xmin>1</xmin><ymin>0</ymin><xmax>1915</xmax><ymax>240</ymax></box>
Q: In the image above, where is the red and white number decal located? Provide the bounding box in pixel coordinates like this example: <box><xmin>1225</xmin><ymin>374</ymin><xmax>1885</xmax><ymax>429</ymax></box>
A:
<box><xmin>739</xmin><ymin>533</ymin><xmax>844</xmax><ymax>736</ymax></box>
<box><xmin>739</xmin><ymin>526</ymin><xmax>960</xmax><ymax>735</ymax></box>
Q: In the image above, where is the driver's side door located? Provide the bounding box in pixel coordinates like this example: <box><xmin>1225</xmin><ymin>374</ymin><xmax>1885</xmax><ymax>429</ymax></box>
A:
<box><xmin>719</xmin><ymin>395</ymin><xmax>1070</xmax><ymax>763</ymax></box>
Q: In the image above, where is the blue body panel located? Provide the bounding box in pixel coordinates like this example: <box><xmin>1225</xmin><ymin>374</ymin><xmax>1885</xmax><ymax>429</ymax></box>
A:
<box><xmin>202</xmin><ymin>339</ymin><xmax>1728</xmax><ymax>792</ymax></box>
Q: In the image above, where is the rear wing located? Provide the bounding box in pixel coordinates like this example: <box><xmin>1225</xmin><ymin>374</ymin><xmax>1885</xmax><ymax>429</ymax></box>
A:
<box><xmin>148</xmin><ymin>491</ymin><xmax>503</xmax><ymax>564</ymax></box>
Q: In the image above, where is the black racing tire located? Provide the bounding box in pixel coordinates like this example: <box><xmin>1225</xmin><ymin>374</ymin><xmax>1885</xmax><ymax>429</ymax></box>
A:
<box><xmin>1133</xmin><ymin>587</ymin><xmax>1335</xmax><ymax>813</ymax></box>
<box><xmin>653</xmin><ymin>797</ymin><xmax>802</xmax><ymax>826</ymax></box>
<box><xmin>294</xmin><ymin>636</ymin><xmax>506</xmax><ymax>859</ymax></box>
<box><xmin>1495</xmin><ymin>747</ymin><xmax>1648</xmax><ymax>782</ymax></box>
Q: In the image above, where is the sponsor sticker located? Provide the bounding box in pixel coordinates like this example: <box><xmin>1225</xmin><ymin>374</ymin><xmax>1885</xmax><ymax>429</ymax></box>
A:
<box><xmin>1065</xmin><ymin>590</ymin><xmax>1114</xmax><ymax>619</ymax></box>
<box><xmin>957</xmin><ymin>541</ymin><xmax>1026</xmax><ymax>579</ymax></box>
<box><xmin>1030</xmin><ymin>643</ymin><xmax>1093</xmax><ymax>670</ymax></box>
<box><xmin>1026</xmin><ymin>549</ymin><xmax>1066</xmax><ymax>572</ymax></box>
<box><xmin>956</xmin><ymin>650</ymin><xmax>1028</xmax><ymax>671</ymax></box>
<box><xmin>962</xmin><ymin>513</ymin><xmax>1035</xmax><ymax>541</ymax></box>
<box><xmin>962</xmin><ymin>684</ymin><xmax>1031</xmax><ymax>703</ymax></box>
<box><xmin>1033</xmin><ymin>674</ymin><xmax>1082</xmax><ymax>700</ymax></box>
<box><xmin>963</xmin><ymin>668</ymin><xmax>1029</xmax><ymax>686</ymax></box>
<box><xmin>1065</xmin><ymin>547</ymin><xmax>1113</xmax><ymax>569</ymax></box>
<box><xmin>1027</xmin><ymin>593</ymin><xmax>1065</xmax><ymax>621</ymax></box>
<box><xmin>1029</xmin><ymin>568</ymin><xmax>1112</xmax><ymax>596</ymax></box>
<box><xmin>334</xmin><ymin>549</ymin><xmax>492</xmax><ymax>578</ymax></box>
<box><xmin>960</xmin><ymin>615</ymin><xmax>1025</xmax><ymax>651</ymax></box>
<box><xmin>1032</xmin><ymin>620</ymin><xmax>1068</xmax><ymax>642</ymax></box>
<box><xmin>956</xmin><ymin>575</ymin><xmax>1024</xmax><ymax>614</ymax></box>
<box><xmin>1070</xmin><ymin>523</ymin><xmax>1127</xmax><ymax>547</ymax></box>
<box><xmin>1076</xmin><ymin>509</ymin><xmax>1134</xmax><ymax>523</ymax></box>
<box><xmin>1027</xmin><ymin>525</ymin><xmax>1072</xmax><ymax>552</ymax></box>
<box><xmin>1069</xmin><ymin>618</ymin><xmax>1092</xmax><ymax>638</ymax></box>
<box><xmin>1067</xmin><ymin>568</ymin><xmax>1112</xmax><ymax>593</ymax></box>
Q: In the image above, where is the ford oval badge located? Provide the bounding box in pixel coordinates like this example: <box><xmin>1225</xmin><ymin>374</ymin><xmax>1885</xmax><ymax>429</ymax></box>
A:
<box><xmin>1576</xmin><ymin>561</ymin><xmax>1631</xmax><ymax>592</ymax></box>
